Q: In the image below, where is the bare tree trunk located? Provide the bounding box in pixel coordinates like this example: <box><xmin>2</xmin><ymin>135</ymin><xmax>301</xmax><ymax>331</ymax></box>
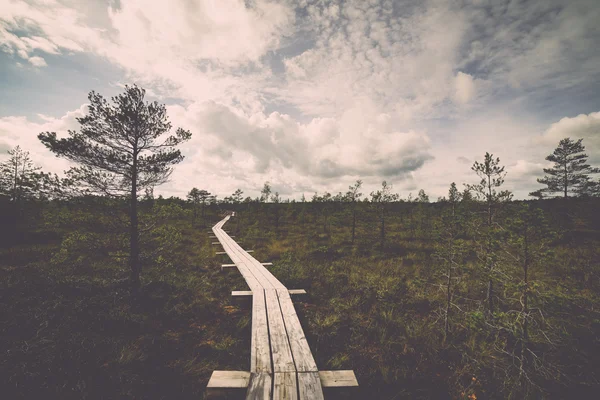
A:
<box><xmin>351</xmin><ymin>206</ymin><xmax>356</xmax><ymax>243</ymax></box>
<box><xmin>487</xmin><ymin>279</ymin><xmax>494</xmax><ymax>315</ymax></box>
<box><xmin>130</xmin><ymin>156</ymin><xmax>140</xmax><ymax>294</ymax></box>
<box><xmin>380</xmin><ymin>206</ymin><xmax>385</xmax><ymax>249</ymax></box>
<box><xmin>444</xmin><ymin>263</ymin><xmax>452</xmax><ymax>344</ymax></box>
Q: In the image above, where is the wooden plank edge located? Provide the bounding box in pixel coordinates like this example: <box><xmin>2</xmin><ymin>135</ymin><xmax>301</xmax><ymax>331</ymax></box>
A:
<box><xmin>207</xmin><ymin>370</ymin><xmax>251</xmax><ymax>388</ymax></box>
<box><xmin>319</xmin><ymin>370</ymin><xmax>359</xmax><ymax>387</ymax></box>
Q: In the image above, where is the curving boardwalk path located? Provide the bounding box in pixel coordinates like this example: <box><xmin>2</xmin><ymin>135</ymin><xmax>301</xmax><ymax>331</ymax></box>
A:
<box><xmin>211</xmin><ymin>215</ymin><xmax>323</xmax><ymax>399</ymax></box>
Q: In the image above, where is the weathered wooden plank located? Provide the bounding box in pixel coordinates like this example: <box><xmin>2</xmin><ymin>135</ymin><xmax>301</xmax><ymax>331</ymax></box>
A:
<box><xmin>319</xmin><ymin>370</ymin><xmax>358</xmax><ymax>387</ymax></box>
<box><xmin>216</xmin><ymin>251</ymin><xmax>227</xmax><ymax>255</ymax></box>
<box><xmin>298</xmin><ymin>372</ymin><xmax>324</xmax><ymax>400</ymax></box>
<box><xmin>246</xmin><ymin>372</ymin><xmax>271</xmax><ymax>400</ymax></box>
<box><xmin>212</xmin><ymin>242</ymin><xmax>221</xmax><ymax>245</ymax></box>
<box><xmin>232</xmin><ymin>290</ymin><xmax>253</xmax><ymax>296</ymax></box>
<box><xmin>288</xmin><ymin>289</ymin><xmax>306</xmax><ymax>295</ymax></box>
<box><xmin>274</xmin><ymin>372</ymin><xmax>298</xmax><ymax>400</ymax></box>
<box><xmin>207</xmin><ymin>371</ymin><xmax>251</xmax><ymax>388</ymax></box>
<box><xmin>265</xmin><ymin>289</ymin><xmax>296</xmax><ymax>373</ymax></box>
<box><xmin>222</xmin><ymin>264</ymin><xmax>237</xmax><ymax>267</ymax></box>
<box><xmin>261</xmin><ymin>262</ymin><xmax>273</xmax><ymax>266</ymax></box>
<box><xmin>232</xmin><ymin>290</ymin><xmax>305</xmax><ymax>297</ymax></box>
<box><xmin>277</xmin><ymin>291</ymin><xmax>318</xmax><ymax>372</ymax></box>
<box><xmin>251</xmin><ymin>290</ymin><xmax>271</xmax><ymax>373</ymax></box>
<box><xmin>246</xmin><ymin>250</ymin><xmax>255</xmax><ymax>253</ymax></box>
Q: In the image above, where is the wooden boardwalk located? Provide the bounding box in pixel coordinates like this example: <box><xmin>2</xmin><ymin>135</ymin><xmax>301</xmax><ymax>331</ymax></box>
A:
<box><xmin>207</xmin><ymin>215</ymin><xmax>357</xmax><ymax>399</ymax></box>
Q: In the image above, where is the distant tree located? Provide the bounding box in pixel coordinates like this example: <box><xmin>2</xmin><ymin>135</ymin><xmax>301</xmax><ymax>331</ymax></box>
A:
<box><xmin>414</xmin><ymin>189</ymin><xmax>431</xmax><ymax>238</ymax></box>
<box><xmin>260</xmin><ymin>181</ymin><xmax>272</xmax><ymax>203</ymax></box>
<box><xmin>193</xmin><ymin>189</ymin><xmax>211</xmax><ymax>223</ymax></box>
<box><xmin>467</xmin><ymin>152</ymin><xmax>513</xmax><ymax>226</ymax></box>
<box><xmin>272</xmin><ymin>191</ymin><xmax>281</xmax><ymax>230</ymax></box>
<box><xmin>466</xmin><ymin>152</ymin><xmax>512</xmax><ymax>317</ymax></box>
<box><xmin>448</xmin><ymin>182</ymin><xmax>462</xmax><ymax>217</ymax></box>
<box><xmin>0</xmin><ymin>145</ymin><xmax>42</xmax><ymax>204</ymax></box>
<box><xmin>417</xmin><ymin>189</ymin><xmax>430</xmax><ymax>203</ymax></box>
<box><xmin>232</xmin><ymin>188</ymin><xmax>244</xmax><ymax>204</ymax></box>
<box><xmin>187</xmin><ymin>188</ymin><xmax>202</xmax><ymax>226</ymax></box>
<box><xmin>461</xmin><ymin>187</ymin><xmax>473</xmax><ymax>203</ymax></box>
<box><xmin>370</xmin><ymin>181</ymin><xmax>399</xmax><ymax>249</ymax></box>
<box><xmin>39</xmin><ymin>84</ymin><xmax>192</xmax><ymax>294</ymax></box>
<box><xmin>345</xmin><ymin>179</ymin><xmax>363</xmax><ymax>243</ymax></box>
<box><xmin>318</xmin><ymin>191</ymin><xmax>333</xmax><ymax>233</ymax></box>
<box><xmin>533</xmin><ymin>138</ymin><xmax>599</xmax><ymax>198</ymax></box>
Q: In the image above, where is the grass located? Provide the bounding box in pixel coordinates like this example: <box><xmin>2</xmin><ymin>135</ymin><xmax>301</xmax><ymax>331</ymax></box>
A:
<box><xmin>1</xmin><ymin>199</ymin><xmax>599</xmax><ymax>399</ymax></box>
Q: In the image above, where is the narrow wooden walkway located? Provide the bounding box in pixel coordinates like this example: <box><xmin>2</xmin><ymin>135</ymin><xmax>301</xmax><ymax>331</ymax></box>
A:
<box><xmin>207</xmin><ymin>215</ymin><xmax>356</xmax><ymax>399</ymax></box>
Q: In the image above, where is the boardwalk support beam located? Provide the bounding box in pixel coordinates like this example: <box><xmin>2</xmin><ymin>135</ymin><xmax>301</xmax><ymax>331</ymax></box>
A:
<box><xmin>206</xmin><ymin>370</ymin><xmax>358</xmax><ymax>389</ymax></box>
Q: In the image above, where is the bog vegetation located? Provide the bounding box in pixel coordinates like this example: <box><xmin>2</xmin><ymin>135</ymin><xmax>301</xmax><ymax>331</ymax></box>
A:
<box><xmin>1</xmin><ymin>86</ymin><xmax>599</xmax><ymax>399</ymax></box>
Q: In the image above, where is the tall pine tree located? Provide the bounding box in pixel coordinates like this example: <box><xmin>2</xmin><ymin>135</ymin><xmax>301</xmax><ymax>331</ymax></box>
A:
<box><xmin>532</xmin><ymin>137</ymin><xmax>599</xmax><ymax>198</ymax></box>
<box><xmin>39</xmin><ymin>85</ymin><xmax>191</xmax><ymax>293</ymax></box>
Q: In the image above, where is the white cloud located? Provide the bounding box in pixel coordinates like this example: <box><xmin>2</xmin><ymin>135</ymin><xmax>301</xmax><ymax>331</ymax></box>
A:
<box><xmin>0</xmin><ymin>104</ymin><xmax>88</xmax><ymax>174</ymax></box>
<box><xmin>454</xmin><ymin>72</ymin><xmax>476</xmax><ymax>104</ymax></box>
<box><xmin>28</xmin><ymin>56</ymin><xmax>47</xmax><ymax>67</ymax></box>
<box><xmin>536</xmin><ymin>111</ymin><xmax>600</xmax><ymax>165</ymax></box>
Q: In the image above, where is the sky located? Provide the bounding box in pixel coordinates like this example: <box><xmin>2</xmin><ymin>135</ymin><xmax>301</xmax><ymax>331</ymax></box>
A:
<box><xmin>1</xmin><ymin>0</ymin><xmax>599</xmax><ymax>201</ymax></box>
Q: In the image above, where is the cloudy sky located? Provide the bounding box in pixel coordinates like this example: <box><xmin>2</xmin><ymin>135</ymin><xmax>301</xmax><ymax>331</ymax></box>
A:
<box><xmin>1</xmin><ymin>0</ymin><xmax>599</xmax><ymax>200</ymax></box>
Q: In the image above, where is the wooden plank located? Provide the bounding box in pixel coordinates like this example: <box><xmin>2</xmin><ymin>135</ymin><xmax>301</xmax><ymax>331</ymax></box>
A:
<box><xmin>212</xmin><ymin>242</ymin><xmax>221</xmax><ymax>245</ymax></box>
<box><xmin>265</xmin><ymin>289</ymin><xmax>296</xmax><ymax>373</ymax></box>
<box><xmin>277</xmin><ymin>291</ymin><xmax>318</xmax><ymax>372</ymax></box>
<box><xmin>246</xmin><ymin>373</ymin><xmax>272</xmax><ymax>400</ymax></box>
<box><xmin>274</xmin><ymin>372</ymin><xmax>298</xmax><ymax>400</ymax></box>
<box><xmin>246</xmin><ymin>250</ymin><xmax>254</xmax><ymax>253</ymax></box>
<box><xmin>222</xmin><ymin>264</ymin><xmax>236</xmax><ymax>267</ymax></box>
<box><xmin>216</xmin><ymin>251</ymin><xmax>227</xmax><ymax>255</ymax></box>
<box><xmin>261</xmin><ymin>263</ymin><xmax>273</xmax><ymax>266</ymax></box>
<box><xmin>298</xmin><ymin>372</ymin><xmax>324</xmax><ymax>399</ymax></box>
<box><xmin>288</xmin><ymin>289</ymin><xmax>306</xmax><ymax>295</ymax></box>
<box><xmin>251</xmin><ymin>290</ymin><xmax>271</xmax><ymax>373</ymax></box>
<box><xmin>319</xmin><ymin>370</ymin><xmax>358</xmax><ymax>387</ymax></box>
<box><xmin>207</xmin><ymin>371</ymin><xmax>251</xmax><ymax>388</ymax></box>
<box><xmin>232</xmin><ymin>290</ymin><xmax>253</xmax><ymax>296</ymax></box>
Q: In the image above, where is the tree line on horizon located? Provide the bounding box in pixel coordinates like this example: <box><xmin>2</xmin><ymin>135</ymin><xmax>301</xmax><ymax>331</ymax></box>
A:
<box><xmin>1</xmin><ymin>84</ymin><xmax>599</xmax><ymax>295</ymax></box>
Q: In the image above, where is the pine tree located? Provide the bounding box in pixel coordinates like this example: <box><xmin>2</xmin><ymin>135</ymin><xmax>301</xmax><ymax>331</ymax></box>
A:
<box><xmin>466</xmin><ymin>152</ymin><xmax>512</xmax><ymax>316</ymax></box>
<box><xmin>533</xmin><ymin>137</ymin><xmax>599</xmax><ymax>198</ymax></box>
<box><xmin>187</xmin><ymin>188</ymin><xmax>201</xmax><ymax>226</ymax></box>
<box><xmin>0</xmin><ymin>145</ymin><xmax>42</xmax><ymax>204</ymax></box>
<box><xmin>39</xmin><ymin>85</ymin><xmax>191</xmax><ymax>293</ymax></box>
<box><xmin>448</xmin><ymin>182</ymin><xmax>462</xmax><ymax>217</ymax></box>
<box><xmin>370</xmin><ymin>181</ymin><xmax>399</xmax><ymax>249</ymax></box>
<box><xmin>345</xmin><ymin>179</ymin><xmax>363</xmax><ymax>243</ymax></box>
